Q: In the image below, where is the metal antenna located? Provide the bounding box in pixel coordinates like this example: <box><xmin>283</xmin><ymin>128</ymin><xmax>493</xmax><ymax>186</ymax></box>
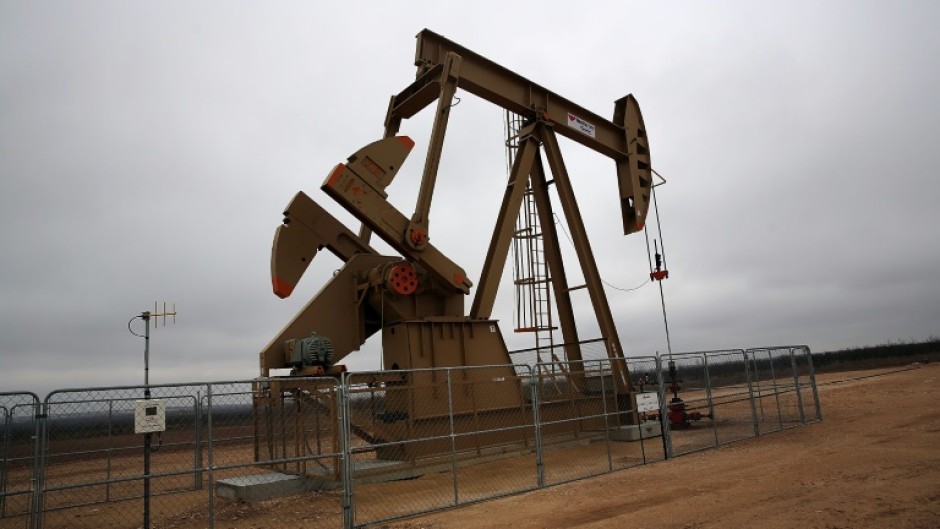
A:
<box><xmin>141</xmin><ymin>303</ymin><xmax>177</xmax><ymax>389</ymax></box>
<box><xmin>127</xmin><ymin>302</ymin><xmax>176</xmax><ymax>529</ymax></box>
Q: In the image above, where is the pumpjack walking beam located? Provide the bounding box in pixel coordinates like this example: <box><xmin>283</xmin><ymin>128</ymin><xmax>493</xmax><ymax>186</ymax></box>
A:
<box><xmin>388</xmin><ymin>29</ymin><xmax>653</xmax><ymax>238</ymax></box>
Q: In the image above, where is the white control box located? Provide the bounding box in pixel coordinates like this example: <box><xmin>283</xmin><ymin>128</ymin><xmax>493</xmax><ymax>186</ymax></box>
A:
<box><xmin>134</xmin><ymin>399</ymin><xmax>166</xmax><ymax>434</ymax></box>
<box><xmin>636</xmin><ymin>392</ymin><xmax>660</xmax><ymax>413</ymax></box>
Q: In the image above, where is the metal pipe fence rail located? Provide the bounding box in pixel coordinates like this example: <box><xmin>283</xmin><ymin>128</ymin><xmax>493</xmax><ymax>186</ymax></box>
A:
<box><xmin>0</xmin><ymin>346</ymin><xmax>821</xmax><ymax>529</ymax></box>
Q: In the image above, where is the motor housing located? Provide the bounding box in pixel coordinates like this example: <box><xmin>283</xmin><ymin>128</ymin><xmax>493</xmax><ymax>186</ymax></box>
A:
<box><xmin>287</xmin><ymin>332</ymin><xmax>334</xmax><ymax>368</ymax></box>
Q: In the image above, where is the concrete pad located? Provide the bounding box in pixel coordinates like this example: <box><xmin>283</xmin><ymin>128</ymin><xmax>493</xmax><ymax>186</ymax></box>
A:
<box><xmin>216</xmin><ymin>472</ymin><xmax>330</xmax><ymax>502</ymax></box>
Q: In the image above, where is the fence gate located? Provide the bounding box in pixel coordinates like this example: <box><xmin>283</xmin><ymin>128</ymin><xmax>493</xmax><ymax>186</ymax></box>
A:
<box><xmin>0</xmin><ymin>392</ymin><xmax>40</xmax><ymax>529</ymax></box>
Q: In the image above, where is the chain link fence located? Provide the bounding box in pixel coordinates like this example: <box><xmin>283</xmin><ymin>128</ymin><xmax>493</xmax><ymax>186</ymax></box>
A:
<box><xmin>748</xmin><ymin>346</ymin><xmax>822</xmax><ymax>432</ymax></box>
<box><xmin>0</xmin><ymin>379</ymin><xmax>343</xmax><ymax>529</ymax></box>
<box><xmin>534</xmin><ymin>357</ymin><xmax>657</xmax><ymax>486</ymax></box>
<box><xmin>210</xmin><ymin>378</ymin><xmax>344</xmax><ymax>529</ymax></box>
<box><xmin>38</xmin><ymin>384</ymin><xmax>205</xmax><ymax>528</ymax></box>
<box><xmin>665</xmin><ymin>350</ymin><xmax>756</xmax><ymax>455</ymax></box>
<box><xmin>661</xmin><ymin>347</ymin><xmax>821</xmax><ymax>457</ymax></box>
<box><xmin>1</xmin><ymin>346</ymin><xmax>820</xmax><ymax>529</ymax></box>
<box><xmin>345</xmin><ymin>364</ymin><xmax>539</xmax><ymax>526</ymax></box>
<box><xmin>0</xmin><ymin>392</ymin><xmax>40</xmax><ymax>529</ymax></box>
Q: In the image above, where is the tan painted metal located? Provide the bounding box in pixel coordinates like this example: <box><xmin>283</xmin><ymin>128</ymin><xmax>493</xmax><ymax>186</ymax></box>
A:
<box><xmin>407</xmin><ymin>52</ymin><xmax>461</xmax><ymax>251</ymax></box>
<box><xmin>470</xmin><ymin>128</ymin><xmax>539</xmax><ymax>320</ymax></box>
<box><xmin>400</xmin><ymin>29</ymin><xmax>653</xmax><ymax>236</ymax></box>
<box><xmin>259</xmin><ymin>29</ymin><xmax>656</xmax><ymax>465</ymax></box>
<box><xmin>539</xmin><ymin>124</ymin><xmax>630</xmax><ymax>391</ymax></box>
<box><xmin>527</xmin><ymin>151</ymin><xmax>583</xmax><ymax>366</ymax></box>
<box><xmin>321</xmin><ymin>137</ymin><xmax>472</xmax><ymax>295</ymax></box>
<box><xmin>270</xmin><ymin>191</ymin><xmax>375</xmax><ymax>299</ymax></box>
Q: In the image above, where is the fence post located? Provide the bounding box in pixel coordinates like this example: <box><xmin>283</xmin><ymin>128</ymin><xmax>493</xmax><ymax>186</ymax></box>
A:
<box><xmin>30</xmin><ymin>396</ymin><xmax>47</xmax><ymax>529</ymax></box>
<box><xmin>1</xmin><ymin>406</ymin><xmax>9</xmax><ymax>518</ymax></box>
<box><xmin>531</xmin><ymin>365</ymin><xmax>544</xmax><ymax>488</ymax></box>
<box><xmin>194</xmin><ymin>393</ymin><xmax>203</xmax><ymax>490</ymax></box>
<box><xmin>702</xmin><ymin>354</ymin><xmax>719</xmax><ymax>447</ymax></box>
<box><xmin>743</xmin><ymin>350</ymin><xmax>760</xmax><ymax>437</ymax></box>
<box><xmin>750</xmin><ymin>351</ymin><xmax>767</xmax><ymax>424</ymax></box>
<box><xmin>339</xmin><ymin>375</ymin><xmax>354</xmax><ymax>529</ymax></box>
<box><xmin>767</xmin><ymin>349</ymin><xmax>784</xmax><ymax>431</ymax></box>
<box><xmin>599</xmin><ymin>361</ymin><xmax>613</xmax><ymax>472</ymax></box>
<box><xmin>106</xmin><ymin>400</ymin><xmax>113</xmax><ymax>502</ymax></box>
<box><xmin>804</xmin><ymin>347</ymin><xmax>822</xmax><ymax>420</ymax></box>
<box><xmin>655</xmin><ymin>355</ymin><xmax>673</xmax><ymax>459</ymax></box>
<box><xmin>206</xmin><ymin>384</ymin><xmax>214</xmax><ymax>529</ymax></box>
<box><xmin>635</xmin><ymin>360</ymin><xmax>648</xmax><ymax>465</ymax></box>
<box><xmin>789</xmin><ymin>348</ymin><xmax>806</xmax><ymax>424</ymax></box>
<box><xmin>447</xmin><ymin>370</ymin><xmax>462</xmax><ymax>506</ymax></box>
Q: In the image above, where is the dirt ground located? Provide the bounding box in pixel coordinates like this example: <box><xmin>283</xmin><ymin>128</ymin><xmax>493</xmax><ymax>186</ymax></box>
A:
<box><xmin>382</xmin><ymin>364</ymin><xmax>940</xmax><ymax>529</ymax></box>
<box><xmin>17</xmin><ymin>363</ymin><xmax>939</xmax><ymax>529</ymax></box>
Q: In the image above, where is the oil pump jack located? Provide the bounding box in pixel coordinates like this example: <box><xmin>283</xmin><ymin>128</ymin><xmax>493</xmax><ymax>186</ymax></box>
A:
<box><xmin>256</xmin><ymin>29</ymin><xmax>655</xmax><ymax>465</ymax></box>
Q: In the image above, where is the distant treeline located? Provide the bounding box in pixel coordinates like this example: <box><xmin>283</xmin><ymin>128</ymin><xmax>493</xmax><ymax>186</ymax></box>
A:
<box><xmin>813</xmin><ymin>337</ymin><xmax>940</xmax><ymax>372</ymax></box>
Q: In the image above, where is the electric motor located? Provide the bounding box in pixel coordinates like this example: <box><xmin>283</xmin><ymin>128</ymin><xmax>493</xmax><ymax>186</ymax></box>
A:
<box><xmin>288</xmin><ymin>332</ymin><xmax>334</xmax><ymax>367</ymax></box>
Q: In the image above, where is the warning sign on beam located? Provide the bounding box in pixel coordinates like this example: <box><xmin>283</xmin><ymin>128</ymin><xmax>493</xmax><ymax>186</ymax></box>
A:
<box><xmin>567</xmin><ymin>113</ymin><xmax>596</xmax><ymax>138</ymax></box>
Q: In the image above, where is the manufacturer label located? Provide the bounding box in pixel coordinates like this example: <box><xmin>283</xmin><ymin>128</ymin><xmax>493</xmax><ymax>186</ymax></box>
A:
<box><xmin>567</xmin><ymin>113</ymin><xmax>596</xmax><ymax>138</ymax></box>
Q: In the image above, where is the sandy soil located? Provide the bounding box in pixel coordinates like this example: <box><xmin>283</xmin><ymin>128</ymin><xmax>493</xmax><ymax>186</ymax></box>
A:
<box><xmin>383</xmin><ymin>364</ymin><xmax>940</xmax><ymax>529</ymax></box>
<box><xmin>10</xmin><ymin>364</ymin><xmax>939</xmax><ymax>529</ymax></box>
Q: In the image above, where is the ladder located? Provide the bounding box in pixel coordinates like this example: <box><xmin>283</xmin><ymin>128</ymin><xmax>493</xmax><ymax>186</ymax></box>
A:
<box><xmin>506</xmin><ymin>111</ymin><xmax>558</xmax><ymax>365</ymax></box>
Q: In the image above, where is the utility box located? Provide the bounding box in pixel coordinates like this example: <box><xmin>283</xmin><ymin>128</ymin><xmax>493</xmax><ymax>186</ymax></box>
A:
<box><xmin>636</xmin><ymin>392</ymin><xmax>660</xmax><ymax>413</ymax></box>
<box><xmin>134</xmin><ymin>399</ymin><xmax>166</xmax><ymax>434</ymax></box>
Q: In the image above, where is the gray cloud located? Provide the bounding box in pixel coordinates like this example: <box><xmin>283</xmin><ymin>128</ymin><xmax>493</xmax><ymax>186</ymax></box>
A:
<box><xmin>1</xmin><ymin>1</ymin><xmax>938</xmax><ymax>396</ymax></box>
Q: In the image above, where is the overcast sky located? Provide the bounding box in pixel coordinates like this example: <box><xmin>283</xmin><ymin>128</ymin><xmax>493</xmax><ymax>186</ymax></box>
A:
<box><xmin>2</xmin><ymin>1</ymin><xmax>938</xmax><ymax>396</ymax></box>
